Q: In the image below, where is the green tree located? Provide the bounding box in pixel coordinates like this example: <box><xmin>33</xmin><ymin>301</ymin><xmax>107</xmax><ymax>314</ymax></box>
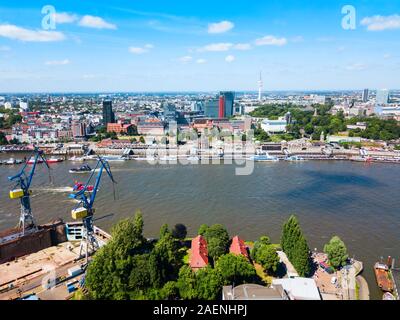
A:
<box><xmin>198</xmin><ymin>224</ymin><xmax>209</xmax><ymax>236</ymax></box>
<box><xmin>281</xmin><ymin>215</ymin><xmax>311</xmax><ymax>277</ymax></box>
<box><xmin>139</xmin><ymin>136</ymin><xmax>146</xmax><ymax>144</ymax></box>
<box><xmin>203</xmin><ymin>224</ymin><xmax>229</xmax><ymax>263</ymax></box>
<box><xmin>323</xmin><ymin>236</ymin><xmax>349</xmax><ymax>270</ymax></box>
<box><xmin>176</xmin><ymin>265</ymin><xmax>198</xmax><ymax>300</ymax></box>
<box><xmin>195</xmin><ymin>267</ymin><xmax>223</xmax><ymax>300</ymax></box>
<box><xmin>216</xmin><ymin>254</ymin><xmax>256</xmax><ymax>285</ymax></box>
<box><xmin>0</xmin><ymin>131</ymin><xmax>8</xmax><ymax>145</ymax></box>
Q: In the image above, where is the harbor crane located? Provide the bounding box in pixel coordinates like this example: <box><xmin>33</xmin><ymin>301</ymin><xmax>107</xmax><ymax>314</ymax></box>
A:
<box><xmin>8</xmin><ymin>147</ymin><xmax>50</xmax><ymax>235</ymax></box>
<box><xmin>68</xmin><ymin>156</ymin><xmax>116</xmax><ymax>268</ymax></box>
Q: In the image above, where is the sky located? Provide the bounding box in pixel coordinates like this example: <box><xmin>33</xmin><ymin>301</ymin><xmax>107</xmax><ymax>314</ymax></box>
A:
<box><xmin>0</xmin><ymin>0</ymin><xmax>399</xmax><ymax>92</ymax></box>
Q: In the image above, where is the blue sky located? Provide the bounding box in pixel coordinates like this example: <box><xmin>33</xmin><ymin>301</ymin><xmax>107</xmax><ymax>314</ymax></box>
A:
<box><xmin>0</xmin><ymin>0</ymin><xmax>399</xmax><ymax>92</ymax></box>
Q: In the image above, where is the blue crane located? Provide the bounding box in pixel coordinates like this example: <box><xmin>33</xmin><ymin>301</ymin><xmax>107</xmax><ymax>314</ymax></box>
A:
<box><xmin>68</xmin><ymin>156</ymin><xmax>116</xmax><ymax>266</ymax></box>
<box><xmin>8</xmin><ymin>147</ymin><xmax>50</xmax><ymax>234</ymax></box>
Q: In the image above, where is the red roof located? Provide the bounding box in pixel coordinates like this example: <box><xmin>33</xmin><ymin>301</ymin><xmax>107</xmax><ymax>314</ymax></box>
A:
<box><xmin>229</xmin><ymin>236</ymin><xmax>249</xmax><ymax>259</ymax></box>
<box><xmin>189</xmin><ymin>235</ymin><xmax>208</xmax><ymax>269</ymax></box>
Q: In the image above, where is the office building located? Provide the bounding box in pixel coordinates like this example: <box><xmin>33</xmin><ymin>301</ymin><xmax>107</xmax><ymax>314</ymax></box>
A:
<box><xmin>163</xmin><ymin>103</ymin><xmax>177</xmax><ymax>122</ymax></box>
<box><xmin>362</xmin><ymin>89</ymin><xmax>369</xmax><ymax>102</ymax></box>
<box><xmin>219</xmin><ymin>91</ymin><xmax>235</xmax><ymax>118</ymax></box>
<box><xmin>204</xmin><ymin>99</ymin><xmax>219</xmax><ymax>118</ymax></box>
<box><xmin>71</xmin><ymin>120</ymin><xmax>87</xmax><ymax>138</ymax></box>
<box><xmin>376</xmin><ymin>89</ymin><xmax>390</xmax><ymax>105</ymax></box>
<box><xmin>102</xmin><ymin>100</ymin><xmax>115</xmax><ymax>125</ymax></box>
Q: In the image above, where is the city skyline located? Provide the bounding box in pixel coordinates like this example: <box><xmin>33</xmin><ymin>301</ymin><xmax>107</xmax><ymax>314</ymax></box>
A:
<box><xmin>0</xmin><ymin>0</ymin><xmax>400</xmax><ymax>92</ymax></box>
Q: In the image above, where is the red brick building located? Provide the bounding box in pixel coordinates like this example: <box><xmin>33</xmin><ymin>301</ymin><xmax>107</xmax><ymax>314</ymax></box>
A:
<box><xmin>189</xmin><ymin>235</ymin><xmax>209</xmax><ymax>270</ymax></box>
<box><xmin>229</xmin><ymin>236</ymin><xmax>249</xmax><ymax>259</ymax></box>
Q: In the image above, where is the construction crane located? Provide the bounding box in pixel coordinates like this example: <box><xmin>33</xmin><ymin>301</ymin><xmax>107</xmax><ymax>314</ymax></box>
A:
<box><xmin>69</xmin><ymin>157</ymin><xmax>116</xmax><ymax>268</ymax></box>
<box><xmin>8</xmin><ymin>147</ymin><xmax>50</xmax><ymax>234</ymax></box>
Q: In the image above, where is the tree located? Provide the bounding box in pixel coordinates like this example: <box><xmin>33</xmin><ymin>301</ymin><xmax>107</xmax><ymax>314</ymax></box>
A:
<box><xmin>0</xmin><ymin>131</ymin><xmax>8</xmax><ymax>145</ymax></box>
<box><xmin>251</xmin><ymin>237</ymin><xmax>280</xmax><ymax>274</ymax></box>
<box><xmin>139</xmin><ymin>136</ymin><xmax>146</xmax><ymax>144</ymax></box>
<box><xmin>216</xmin><ymin>254</ymin><xmax>256</xmax><ymax>285</ymax></box>
<box><xmin>281</xmin><ymin>215</ymin><xmax>311</xmax><ymax>277</ymax></box>
<box><xmin>203</xmin><ymin>224</ymin><xmax>229</xmax><ymax>263</ymax></box>
<box><xmin>198</xmin><ymin>224</ymin><xmax>209</xmax><ymax>236</ymax></box>
<box><xmin>195</xmin><ymin>267</ymin><xmax>223</xmax><ymax>300</ymax></box>
<box><xmin>176</xmin><ymin>265</ymin><xmax>198</xmax><ymax>300</ymax></box>
<box><xmin>159</xmin><ymin>224</ymin><xmax>170</xmax><ymax>238</ymax></box>
<box><xmin>324</xmin><ymin>236</ymin><xmax>349</xmax><ymax>270</ymax></box>
<box><xmin>171</xmin><ymin>224</ymin><xmax>187</xmax><ymax>240</ymax></box>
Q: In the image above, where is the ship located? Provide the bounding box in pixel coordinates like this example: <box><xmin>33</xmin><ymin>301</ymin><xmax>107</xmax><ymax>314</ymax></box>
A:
<box><xmin>374</xmin><ymin>262</ymin><xmax>394</xmax><ymax>292</ymax></box>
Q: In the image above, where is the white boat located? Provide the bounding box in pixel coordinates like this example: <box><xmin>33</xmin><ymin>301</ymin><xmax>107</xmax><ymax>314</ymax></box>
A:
<box><xmin>248</xmin><ymin>150</ymin><xmax>279</xmax><ymax>162</ymax></box>
<box><xmin>159</xmin><ymin>155</ymin><xmax>178</xmax><ymax>162</ymax></box>
<box><xmin>102</xmin><ymin>156</ymin><xmax>127</xmax><ymax>162</ymax></box>
<box><xmin>135</xmin><ymin>156</ymin><xmax>157</xmax><ymax>162</ymax></box>
<box><xmin>285</xmin><ymin>155</ymin><xmax>306</xmax><ymax>162</ymax></box>
<box><xmin>5</xmin><ymin>158</ymin><xmax>16</xmax><ymax>165</ymax></box>
<box><xmin>187</xmin><ymin>156</ymin><xmax>200</xmax><ymax>163</ymax></box>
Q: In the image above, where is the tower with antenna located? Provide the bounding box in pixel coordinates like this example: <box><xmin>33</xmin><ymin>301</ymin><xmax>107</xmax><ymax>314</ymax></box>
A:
<box><xmin>258</xmin><ymin>71</ymin><xmax>263</xmax><ymax>101</ymax></box>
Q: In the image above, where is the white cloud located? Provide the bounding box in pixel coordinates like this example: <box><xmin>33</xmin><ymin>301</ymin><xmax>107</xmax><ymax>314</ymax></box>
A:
<box><xmin>255</xmin><ymin>35</ymin><xmax>287</xmax><ymax>46</ymax></box>
<box><xmin>196</xmin><ymin>58</ymin><xmax>207</xmax><ymax>64</ymax></box>
<box><xmin>361</xmin><ymin>15</ymin><xmax>400</xmax><ymax>31</ymax></box>
<box><xmin>52</xmin><ymin>12</ymin><xmax>78</xmax><ymax>24</ymax></box>
<box><xmin>129</xmin><ymin>44</ymin><xmax>154</xmax><ymax>54</ymax></box>
<box><xmin>45</xmin><ymin>59</ymin><xmax>70</xmax><ymax>66</ymax></box>
<box><xmin>291</xmin><ymin>36</ymin><xmax>304</xmax><ymax>43</ymax></box>
<box><xmin>225</xmin><ymin>55</ymin><xmax>235</xmax><ymax>63</ymax></box>
<box><xmin>383</xmin><ymin>53</ymin><xmax>392</xmax><ymax>59</ymax></box>
<box><xmin>233</xmin><ymin>43</ymin><xmax>252</xmax><ymax>50</ymax></box>
<box><xmin>0</xmin><ymin>45</ymin><xmax>10</xmax><ymax>51</ymax></box>
<box><xmin>208</xmin><ymin>21</ymin><xmax>234</xmax><ymax>34</ymax></box>
<box><xmin>0</xmin><ymin>24</ymin><xmax>65</xmax><ymax>42</ymax></box>
<box><xmin>78</xmin><ymin>15</ymin><xmax>117</xmax><ymax>30</ymax></box>
<box><xmin>178</xmin><ymin>56</ymin><xmax>193</xmax><ymax>63</ymax></box>
<box><xmin>200</xmin><ymin>42</ymin><xmax>233</xmax><ymax>52</ymax></box>
<box><xmin>346</xmin><ymin>63</ymin><xmax>367</xmax><ymax>71</ymax></box>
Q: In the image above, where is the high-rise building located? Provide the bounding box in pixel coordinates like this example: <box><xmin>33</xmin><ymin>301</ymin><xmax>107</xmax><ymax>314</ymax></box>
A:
<box><xmin>163</xmin><ymin>103</ymin><xmax>177</xmax><ymax>122</ymax></box>
<box><xmin>258</xmin><ymin>72</ymin><xmax>263</xmax><ymax>101</ymax></box>
<box><xmin>376</xmin><ymin>89</ymin><xmax>389</xmax><ymax>105</ymax></box>
<box><xmin>219</xmin><ymin>91</ymin><xmax>235</xmax><ymax>118</ymax></box>
<box><xmin>102</xmin><ymin>100</ymin><xmax>115</xmax><ymax>125</ymax></box>
<box><xmin>362</xmin><ymin>89</ymin><xmax>369</xmax><ymax>102</ymax></box>
<box><xmin>204</xmin><ymin>99</ymin><xmax>219</xmax><ymax>118</ymax></box>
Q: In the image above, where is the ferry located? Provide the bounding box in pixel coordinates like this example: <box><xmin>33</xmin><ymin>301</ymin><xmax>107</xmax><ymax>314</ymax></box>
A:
<box><xmin>248</xmin><ymin>151</ymin><xmax>279</xmax><ymax>162</ymax></box>
<box><xmin>3</xmin><ymin>158</ymin><xmax>24</xmax><ymax>165</ymax></box>
<box><xmin>374</xmin><ymin>262</ymin><xmax>394</xmax><ymax>292</ymax></box>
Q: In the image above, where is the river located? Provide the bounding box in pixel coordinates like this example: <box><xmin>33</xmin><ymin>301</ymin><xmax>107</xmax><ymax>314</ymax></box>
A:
<box><xmin>1</xmin><ymin>154</ymin><xmax>399</xmax><ymax>299</ymax></box>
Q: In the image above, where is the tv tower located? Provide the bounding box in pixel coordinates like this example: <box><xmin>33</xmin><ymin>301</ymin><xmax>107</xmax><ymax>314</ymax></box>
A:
<box><xmin>258</xmin><ymin>71</ymin><xmax>263</xmax><ymax>101</ymax></box>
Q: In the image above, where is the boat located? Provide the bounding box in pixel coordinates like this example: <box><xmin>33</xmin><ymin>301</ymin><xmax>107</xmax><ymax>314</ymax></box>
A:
<box><xmin>159</xmin><ymin>155</ymin><xmax>178</xmax><ymax>162</ymax></box>
<box><xmin>187</xmin><ymin>156</ymin><xmax>200</xmax><ymax>163</ymax></box>
<box><xmin>248</xmin><ymin>150</ymin><xmax>279</xmax><ymax>162</ymax></box>
<box><xmin>69</xmin><ymin>164</ymin><xmax>93</xmax><ymax>174</ymax></box>
<box><xmin>374</xmin><ymin>262</ymin><xmax>394</xmax><ymax>292</ymax></box>
<box><xmin>72</xmin><ymin>181</ymin><xmax>94</xmax><ymax>192</ymax></box>
<box><xmin>46</xmin><ymin>156</ymin><xmax>63</xmax><ymax>164</ymax></box>
<box><xmin>102</xmin><ymin>156</ymin><xmax>127</xmax><ymax>162</ymax></box>
<box><xmin>285</xmin><ymin>155</ymin><xmax>306</xmax><ymax>162</ymax></box>
<box><xmin>383</xmin><ymin>292</ymin><xmax>396</xmax><ymax>300</ymax></box>
<box><xmin>27</xmin><ymin>157</ymin><xmax>43</xmax><ymax>165</ymax></box>
<box><xmin>4</xmin><ymin>158</ymin><xmax>22</xmax><ymax>165</ymax></box>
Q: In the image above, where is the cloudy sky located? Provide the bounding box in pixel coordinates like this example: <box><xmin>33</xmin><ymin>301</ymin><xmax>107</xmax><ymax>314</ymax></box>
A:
<box><xmin>0</xmin><ymin>0</ymin><xmax>399</xmax><ymax>92</ymax></box>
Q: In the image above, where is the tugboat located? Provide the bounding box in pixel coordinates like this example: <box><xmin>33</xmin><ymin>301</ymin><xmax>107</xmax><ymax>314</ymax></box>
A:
<box><xmin>374</xmin><ymin>262</ymin><xmax>394</xmax><ymax>292</ymax></box>
<box><xmin>69</xmin><ymin>164</ymin><xmax>93</xmax><ymax>174</ymax></box>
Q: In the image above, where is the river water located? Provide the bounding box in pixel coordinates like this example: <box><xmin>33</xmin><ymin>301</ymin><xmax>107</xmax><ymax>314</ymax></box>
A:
<box><xmin>1</xmin><ymin>155</ymin><xmax>399</xmax><ymax>300</ymax></box>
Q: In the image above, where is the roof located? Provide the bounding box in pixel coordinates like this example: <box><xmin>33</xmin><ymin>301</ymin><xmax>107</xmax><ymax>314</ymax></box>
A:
<box><xmin>222</xmin><ymin>284</ymin><xmax>288</xmax><ymax>300</ymax></box>
<box><xmin>189</xmin><ymin>235</ymin><xmax>208</xmax><ymax>269</ymax></box>
<box><xmin>229</xmin><ymin>236</ymin><xmax>249</xmax><ymax>259</ymax></box>
<box><xmin>272</xmin><ymin>278</ymin><xmax>321</xmax><ymax>300</ymax></box>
